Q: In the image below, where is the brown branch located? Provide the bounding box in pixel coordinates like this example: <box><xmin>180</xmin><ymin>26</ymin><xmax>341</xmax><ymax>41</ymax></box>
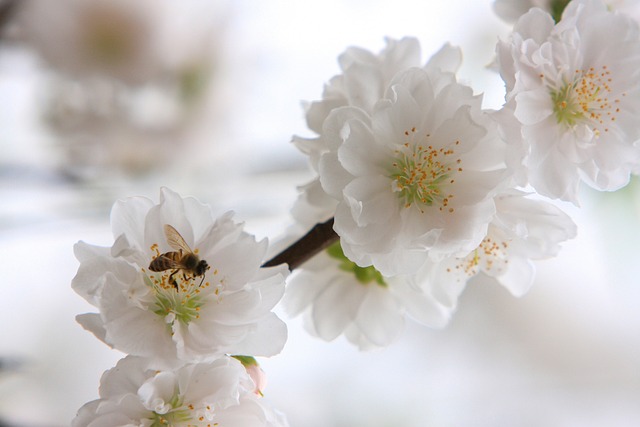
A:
<box><xmin>262</xmin><ymin>217</ymin><xmax>338</xmax><ymax>271</ymax></box>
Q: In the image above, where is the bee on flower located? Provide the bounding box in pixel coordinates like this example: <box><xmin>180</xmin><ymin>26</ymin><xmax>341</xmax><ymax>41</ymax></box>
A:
<box><xmin>72</xmin><ymin>188</ymin><xmax>288</xmax><ymax>362</ymax></box>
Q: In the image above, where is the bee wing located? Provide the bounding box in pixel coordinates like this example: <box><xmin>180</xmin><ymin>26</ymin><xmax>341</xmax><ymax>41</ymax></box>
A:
<box><xmin>164</xmin><ymin>224</ymin><xmax>193</xmax><ymax>253</ymax></box>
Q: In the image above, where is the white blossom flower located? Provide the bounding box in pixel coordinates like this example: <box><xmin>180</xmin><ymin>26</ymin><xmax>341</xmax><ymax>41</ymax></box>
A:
<box><xmin>421</xmin><ymin>190</ymin><xmax>577</xmax><ymax>311</ymax></box>
<box><xmin>72</xmin><ymin>355</ymin><xmax>288</xmax><ymax>427</ymax></box>
<box><xmin>292</xmin><ymin>37</ymin><xmax>462</xmax><ymax>227</ymax></box>
<box><xmin>72</xmin><ymin>188</ymin><xmax>288</xmax><ymax>362</ymax></box>
<box><xmin>495</xmin><ymin>0</ymin><xmax>640</xmax><ymax>203</ymax></box>
<box><xmin>283</xmin><ymin>242</ymin><xmax>453</xmax><ymax>350</ymax></box>
<box><xmin>319</xmin><ymin>67</ymin><xmax>511</xmax><ymax>276</ymax></box>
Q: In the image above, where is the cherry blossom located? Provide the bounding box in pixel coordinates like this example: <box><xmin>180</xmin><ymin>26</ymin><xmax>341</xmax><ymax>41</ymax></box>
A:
<box><xmin>72</xmin><ymin>188</ymin><xmax>288</xmax><ymax>362</ymax></box>
<box><xmin>496</xmin><ymin>0</ymin><xmax>640</xmax><ymax>202</ymax></box>
<box><xmin>72</xmin><ymin>356</ymin><xmax>288</xmax><ymax>427</ymax></box>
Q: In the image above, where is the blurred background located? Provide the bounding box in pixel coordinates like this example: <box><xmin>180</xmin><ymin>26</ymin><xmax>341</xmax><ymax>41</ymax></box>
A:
<box><xmin>1</xmin><ymin>0</ymin><xmax>639</xmax><ymax>426</ymax></box>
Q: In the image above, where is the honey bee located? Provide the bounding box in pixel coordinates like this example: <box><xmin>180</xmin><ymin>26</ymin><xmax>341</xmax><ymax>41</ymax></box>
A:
<box><xmin>149</xmin><ymin>224</ymin><xmax>209</xmax><ymax>290</ymax></box>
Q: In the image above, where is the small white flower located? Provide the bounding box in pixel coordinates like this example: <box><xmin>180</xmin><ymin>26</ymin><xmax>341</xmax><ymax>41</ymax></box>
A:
<box><xmin>72</xmin><ymin>356</ymin><xmax>289</xmax><ymax>427</ymax></box>
<box><xmin>319</xmin><ymin>67</ymin><xmax>510</xmax><ymax>276</ymax></box>
<box><xmin>422</xmin><ymin>190</ymin><xmax>577</xmax><ymax>311</ymax></box>
<box><xmin>283</xmin><ymin>242</ymin><xmax>452</xmax><ymax>350</ymax></box>
<box><xmin>496</xmin><ymin>0</ymin><xmax>640</xmax><ymax>202</ymax></box>
<box><xmin>292</xmin><ymin>37</ymin><xmax>462</xmax><ymax>226</ymax></box>
<box><xmin>72</xmin><ymin>188</ymin><xmax>288</xmax><ymax>362</ymax></box>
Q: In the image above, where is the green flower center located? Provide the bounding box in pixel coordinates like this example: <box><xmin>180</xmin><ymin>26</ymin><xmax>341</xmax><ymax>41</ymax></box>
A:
<box><xmin>145</xmin><ymin>245</ymin><xmax>221</xmax><ymax>326</ymax></box>
<box><xmin>148</xmin><ymin>393</ymin><xmax>215</xmax><ymax>427</ymax></box>
<box><xmin>151</xmin><ymin>283</ymin><xmax>205</xmax><ymax>325</ymax></box>
<box><xmin>390</xmin><ymin>128</ymin><xmax>460</xmax><ymax>213</ymax></box>
<box><xmin>151</xmin><ymin>407</ymin><xmax>192</xmax><ymax>427</ymax></box>
<box><xmin>326</xmin><ymin>242</ymin><xmax>386</xmax><ymax>287</ymax></box>
<box><xmin>550</xmin><ymin>66</ymin><xmax>619</xmax><ymax>136</ymax></box>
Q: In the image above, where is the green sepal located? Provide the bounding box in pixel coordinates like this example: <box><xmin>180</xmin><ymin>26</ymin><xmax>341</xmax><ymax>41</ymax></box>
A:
<box><xmin>550</xmin><ymin>0</ymin><xmax>571</xmax><ymax>23</ymax></box>
<box><xmin>232</xmin><ymin>355</ymin><xmax>259</xmax><ymax>367</ymax></box>
<box><xmin>326</xmin><ymin>242</ymin><xmax>387</xmax><ymax>287</ymax></box>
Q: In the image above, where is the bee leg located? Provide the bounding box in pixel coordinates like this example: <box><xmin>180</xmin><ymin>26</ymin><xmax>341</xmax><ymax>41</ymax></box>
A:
<box><xmin>198</xmin><ymin>275</ymin><xmax>205</xmax><ymax>287</ymax></box>
<box><xmin>168</xmin><ymin>270</ymin><xmax>179</xmax><ymax>291</ymax></box>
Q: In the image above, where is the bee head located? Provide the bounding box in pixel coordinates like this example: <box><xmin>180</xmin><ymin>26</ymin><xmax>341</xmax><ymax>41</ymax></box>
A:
<box><xmin>196</xmin><ymin>260</ymin><xmax>209</xmax><ymax>276</ymax></box>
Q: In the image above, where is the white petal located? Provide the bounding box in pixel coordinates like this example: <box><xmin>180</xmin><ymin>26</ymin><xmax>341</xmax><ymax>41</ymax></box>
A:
<box><xmin>514</xmin><ymin>90</ymin><xmax>553</xmax><ymax>125</ymax></box>
<box><xmin>342</xmin><ymin>175</ymin><xmax>398</xmax><ymax>227</ymax></box>
<box><xmin>339</xmin><ymin>119</ymin><xmax>392</xmax><ymax>177</ymax></box>
<box><xmin>76</xmin><ymin>313</ymin><xmax>109</xmax><ymax>345</ymax></box>
<box><xmin>375</xmin><ymin>80</ymin><xmax>425</xmax><ymax>141</ymax></box>
<box><xmin>496</xmin><ymin>258</ymin><xmax>535</xmax><ymax>297</ymax></box>
<box><xmin>228</xmin><ymin>313</ymin><xmax>288</xmax><ymax>357</ymax></box>
<box><xmin>110</xmin><ymin>195</ymin><xmax>154</xmax><ymax>247</ymax></box>
<box><xmin>514</xmin><ymin>7</ymin><xmax>555</xmax><ymax>44</ymax></box>
<box><xmin>182</xmin><ymin>357</ymin><xmax>245</xmax><ymax>406</ymax></box>
<box><xmin>282</xmin><ymin>261</ymin><xmax>332</xmax><ymax>316</ymax></box>
<box><xmin>312</xmin><ymin>276</ymin><xmax>367</xmax><ymax>341</ymax></box>
<box><xmin>138</xmin><ymin>372</ymin><xmax>177</xmax><ymax>413</ymax></box>
<box><xmin>391</xmin><ymin>279</ymin><xmax>453</xmax><ymax>328</ymax></box>
<box><xmin>342</xmin><ymin>62</ymin><xmax>385</xmax><ymax>111</ymax></box>
<box><xmin>353</xmin><ymin>285</ymin><xmax>404</xmax><ymax>347</ymax></box>
<box><xmin>528</xmin><ymin>148</ymin><xmax>581</xmax><ymax>203</ymax></box>
<box><xmin>319</xmin><ymin>152</ymin><xmax>353</xmax><ymax>200</ymax></box>
<box><xmin>425</xmin><ymin>43</ymin><xmax>462</xmax><ymax>74</ymax></box>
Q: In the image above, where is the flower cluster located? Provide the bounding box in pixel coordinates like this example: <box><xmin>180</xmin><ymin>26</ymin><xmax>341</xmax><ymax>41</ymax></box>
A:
<box><xmin>285</xmin><ymin>0</ymin><xmax>639</xmax><ymax>349</ymax></box>
<box><xmin>72</xmin><ymin>188</ymin><xmax>288</xmax><ymax>426</ymax></box>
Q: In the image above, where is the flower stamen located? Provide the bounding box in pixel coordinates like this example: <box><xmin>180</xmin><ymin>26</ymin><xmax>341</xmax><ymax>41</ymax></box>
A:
<box><xmin>390</xmin><ymin>129</ymin><xmax>460</xmax><ymax>213</ymax></box>
<box><xmin>447</xmin><ymin>235</ymin><xmax>510</xmax><ymax>282</ymax></box>
<box><xmin>550</xmin><ymin>65</ymin><xmax>620</xmax><ymax>136</ymax></box>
